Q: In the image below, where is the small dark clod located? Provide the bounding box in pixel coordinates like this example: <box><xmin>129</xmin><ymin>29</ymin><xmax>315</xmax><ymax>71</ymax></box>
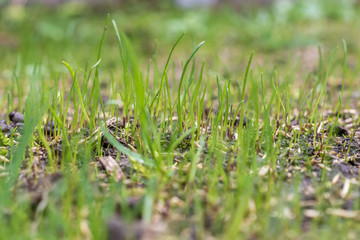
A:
<box><xmin>107</xmin><ymin>217</ymin><xmax>143</xmax><ymax>240</ymax></box>
<box><xmin>233</xmin><ymin>117</ymin><xmax>247</xmax><ymax>127</ymax></box>
<box><xmin>0</xmin><ymin>120</ymin><xmax>10</xmax><ymax>133</ymax></box>
<box><xmin>331</xmin><ymin>125</ymin><xmax>349</xmax><ymax>137</ymax></box>
<box><xmin>107</xmin><ymin>218</ymin><xmax>127</xmax><ymax>240</ymax></box>
<box><xmin>44</xmin><ymin>121</ymin><xmax>57</xmax><ymax>136</ymax></box>
<box><xmin>9</xmin><ymin>111</ymin><xmax>24</xmax><ymax>123</ymax></box>
<box><xmin>15</xmin><ymin>122</ymin><xmax>24</xmax><ymax>131</ymax></box>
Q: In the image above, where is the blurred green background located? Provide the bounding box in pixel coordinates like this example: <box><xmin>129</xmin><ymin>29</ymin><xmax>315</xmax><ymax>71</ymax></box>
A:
<box><xmin>1</xmin><ymin>0</ymin><xmax>360</xmax><ymax>109</ymax></box>
<box><xmin>1</xmin><ymin>0</ymin><xmax>359</xmax><ymax>65</ymax></box>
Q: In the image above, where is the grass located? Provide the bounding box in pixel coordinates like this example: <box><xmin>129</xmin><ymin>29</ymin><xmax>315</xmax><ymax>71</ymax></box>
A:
<box><xmin>1</xmin><ymin>1</ymin><xmax>360</xmax><ymax>239</ymax></box>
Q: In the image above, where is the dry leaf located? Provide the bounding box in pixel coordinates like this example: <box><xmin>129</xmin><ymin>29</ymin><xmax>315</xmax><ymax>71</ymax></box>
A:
<box><xmin>99</xmin><ymin>156</ymin><xmax>124</xmax><ymax>182</ymax></box>
<box><xmin>341</xmin><ymin>179</ymin><xmax>351</xmax><ymax>199</ymax></box>
<box><xmin>326</xmin><ymin>208</ymin><xmax>359</xmax><ymax>219</ymax></box>
<box><xmin>304</xmin><ymin>209</ymin><xmax>320</xmax><ymax>218</ymax></box>
<box><xmin>258</xmin><ymin>165</ymin><xmax>270</xmax><ymax>176</ymax></box>
<box><xmin>80</xmin><ymin>220</ymin><xmax>92</xmax><ymax>240</ymax></box>
<box><xmin>332</xmin><ymin>173</ymin><xmax>340</xmax><ymax>185</ymax></box>
<box><xmin>0</xmin><ymin>155</ymin><xmax>9</xmax><ymax>163</ymax></box>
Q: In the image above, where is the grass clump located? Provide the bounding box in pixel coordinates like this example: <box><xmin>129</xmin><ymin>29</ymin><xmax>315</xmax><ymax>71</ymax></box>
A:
<box><xmin>1</xmin><ymin>2</ymin><xmax>360</xmax><ymax>239</ymax></box>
